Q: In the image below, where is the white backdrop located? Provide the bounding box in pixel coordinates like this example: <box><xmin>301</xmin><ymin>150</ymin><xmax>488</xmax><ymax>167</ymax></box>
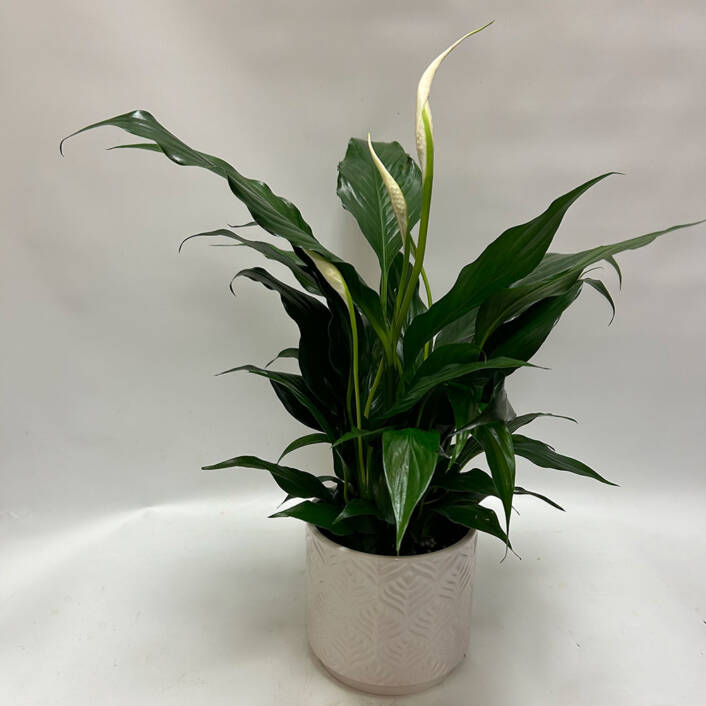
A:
<box><xmin>2</xmin><ymin>1</ymin><xmax>705</xmax><ymax>704</ymax></box>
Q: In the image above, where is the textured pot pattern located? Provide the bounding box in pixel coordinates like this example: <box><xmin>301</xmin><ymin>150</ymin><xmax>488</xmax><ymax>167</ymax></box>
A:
<box><xmin>305</xmin><ymin>524</ymin><xmax>478</xmax><ymax>695</ymax></box>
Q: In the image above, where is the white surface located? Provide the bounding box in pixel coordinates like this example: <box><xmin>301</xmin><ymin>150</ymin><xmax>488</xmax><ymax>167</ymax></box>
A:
<box><xmin>2</xmin><ymin>0</ymin><xmax>705</xmax><ymax>703</ymax></box>
<box><xmin>2</xmin><ymin>490</ymin><xmax>705</xmax><ymax>705</ymax></box>
<box><xmin>306</xmin><ymin>524</ymin><xmax>477</xmax><ymax>694</ymax></box>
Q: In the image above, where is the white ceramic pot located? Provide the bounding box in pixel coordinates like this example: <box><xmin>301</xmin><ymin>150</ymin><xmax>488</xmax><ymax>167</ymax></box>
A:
<box><xmin>305</xmin><ymin>524</ymin><xmax>478</xmax><ymax>696</ymax></box>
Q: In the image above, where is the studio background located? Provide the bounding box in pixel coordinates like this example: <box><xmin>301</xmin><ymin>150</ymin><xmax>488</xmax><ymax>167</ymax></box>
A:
<box><xmin>2</xmin><ymin>1</ymin><xmax>704</xmax><ymax>705</ymax></box>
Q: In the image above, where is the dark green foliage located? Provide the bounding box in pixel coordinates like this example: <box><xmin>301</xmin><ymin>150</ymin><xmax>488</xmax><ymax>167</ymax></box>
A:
<box><xmin>64</xmin><ymin>99</ymin><xmax>701</xmax><ymax>555</ymax></box>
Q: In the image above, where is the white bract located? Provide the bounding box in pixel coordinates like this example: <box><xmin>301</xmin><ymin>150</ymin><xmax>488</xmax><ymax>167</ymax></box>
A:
<box><xmin>306</xmin><ymin>251</ymin><xmax>348</xmax><ymax>301</ymax></box>
<box><xmin>367</xmin><ymin>134</ymin><xmax>409</xmax><ymax>242</ymax></box>
<box><xmin>415</xmin><ymin>22</ymin><xmax>494</xmax><ymax>175</ymax></box>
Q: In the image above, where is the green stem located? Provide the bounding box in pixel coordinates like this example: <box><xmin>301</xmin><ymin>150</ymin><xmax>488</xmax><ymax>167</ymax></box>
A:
<box><xmin>364</xmin><ymin>359</ymin><xmax>385</xmax><ymax>418</ymax></box>
<box><xmin>393</xmin><ymin>230</ymin><xmax>412</xmax><ymax>324</ymax></box>
<box><xmin>342</xmin><ymin>279</ymin><xmax>367</xmax><ymax>496</ymax></box>
<box><xmin>392</xmin><ymin>108</ymin><xmax>434</xmax><ymax>349</ymax></box>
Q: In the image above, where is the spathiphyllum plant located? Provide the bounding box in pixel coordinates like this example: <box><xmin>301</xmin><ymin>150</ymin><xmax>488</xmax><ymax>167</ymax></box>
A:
<box><xmin>63</xmin><ymin>25</ymin><xmax>701</xmax><ymax>558</ymax></box>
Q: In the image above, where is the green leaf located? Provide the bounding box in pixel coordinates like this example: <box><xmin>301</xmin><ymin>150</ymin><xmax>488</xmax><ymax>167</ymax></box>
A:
<box><xmin>179</xmin><ymin>228</ymin><xmax>320</xmax><ymax>294</ymax></box>
<box><xmin>518</xmin><ymin>220</ymin><xmax>705</xmax><ymax>286</ymax></box>
<box><xmin>278</xmin><ymin>433</ymin><xmax>330</xmax><ymax>461</ymax></box>
<box><xmin>403</xmin><ymin>173</ymin><xmax>616</xmax><ymax>361</ymax></box>
<box><xmin>452</xmin><ymin>411</ymin><xmax>576</xmax><ymax>470</ymax></box>
<box><xmin>216</xmin><ymin>364</ymin><xmax>333</xmax><ymax>435</ymax></box>
<box><xmin>473</xmin><ymin>422</ymin><xmax>515</xmax><ymax>531</ymax></box>
<box><xmin>584</xmin><ymin>277</ymin><xmax>616</xmax><ymax>324</ymax></box>
<box><xmin>334</xmin><ymin>498</ymin><xmax>382</xmax><ymax>522</ymax></box>
<box><xmin>270</xmin><ymin>500</ymin><xmax>354</xmax><ymax>536</ymax></box>
<box><xmin>487</xmin><ymin>281</ymin><xmax>584</xmax><ymax>362</ymax></box>
<box><xmin>514</xmin><ymin>487</ymin><xmax>565</xmax><ymax>511</ymax></box>
<box><xmin>382</xmin><ymin>428</ymin><xmax>441</xmax><ymax>553</ymax></box>
<box><xmin>605</xmin><ymin>255</ymin><xmax>622</xmax><ymax>288</ymax></box>
<box><xmin>512</xmin><ymin>434</ymin><xmax>617</xmax><ymax>485</ymax></box>
<box><xmin>65</xmin><ymin>110</ymin><xmax>388</xmax><ymax>349</ymax></box>
<box><xmin>474</xmin><ymin>269</ymin><xmax>582</xmax><ymax>347</ymax></box>
<box><xmin>384</xmin><ymin>357</ymin><xmax>535</xmax><ymax>417</ymax></box>
<box><xmin>433</xmin><ymin>468</ymin><xmax>497</xmax><ymax>497</ymax></box>
<box><xmin>234</xmin><ymin>267</ymin><xmax>343</xmax><ymax>409</ymax></box>
<box><xmin>337</xmin><ymin>138</ymin><xmax>422</xmax><ymax>277</ymax></box>
<box><xmin>62</xmin><ymin>111</ymin><xmax>324</xmax><ymax>249</ymax></box>
<box><xmin>432</xmin><ymin>502</ymin><xmax>509</xmax><ymax>544</ymax></box>
<box><xmin>202</xmin><ymin>455</ymin><xmax>332</xmax><ymax>500</ymax></box>
<box><xmin>435</xmin><ymin>308</ymin><xmax>478</xmax><ymax>347</ymax></box>
<box><xmin>266</xmin><ymin>347</ymin><xmax>299</xmax><ymax>368</ymax></box>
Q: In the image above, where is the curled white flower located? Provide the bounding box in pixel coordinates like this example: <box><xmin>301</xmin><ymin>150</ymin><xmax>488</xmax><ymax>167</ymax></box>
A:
<box><xmin>367</xmin><ymin>134</ymin><xmax>408</xmax><ymax>242</ymax></box>
<box><xmin>415</xmin><ymin>21</ymin><xmax>494</xmax><ymax>174</ymax></box>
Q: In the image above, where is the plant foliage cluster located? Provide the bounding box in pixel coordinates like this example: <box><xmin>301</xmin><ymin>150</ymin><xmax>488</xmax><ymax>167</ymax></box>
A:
<box><xmin>63</xmin><ymin>25</ymin><xmax>701</xmax><ymax>555</ymax></box>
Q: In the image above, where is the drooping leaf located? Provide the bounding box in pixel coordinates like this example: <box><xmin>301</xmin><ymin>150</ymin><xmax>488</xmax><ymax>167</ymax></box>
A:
<box><xmin>337</xmin><ymin>139</ymin><xmax>422</xmax><ymax>278</ymax></box>
<box><xmin>584</xmin><ymin>277</ymin><xmax>616</xmax><ymax>324</ymax></box>
<box><xmin>382</xmin><ymin>428</ymin><xmax>440</xmax><ymax>553</ymax></box>
<box><xmin>266</xmin><ymin>347</ymin><xmax>299</xmax><ymax>368</ymax></box>
<box><xmin>487</xmin><ymin>281</ymin><xmax>584</xmax><ymax>362</ymax></box>
<box><xmin>278</xmin><ymin>433</ymin><xmax>330</xmax><ymax>462</ymax></box>
<box><xmin>202</xmin><ymin>455</ymin><xmax>332</xmax><ymax>500</ymax></box>
<box><xmin>452</xmin><ymin>411</ymin><xmax>576</xmax><ymax>470</ymax></box>
<box><xmin>513</xmin><ymin>487</ymin><xmax>565</xmax><ymax>511</ymax></box>
<box><xmin>216</xmin><ymin>364</ymin><xmax>334</xmax><ymax>435</ymax></box>
<box><xmin>270</xmin><ymin>500</ymin><xmax>354</xmax><ymax>536</ymax></box>
<box><xmin>179</xmin><ymin>228</ymin><xmax>320</xmax><ymax>294</ymax></box>
<box><xmin>62</xmin><ymin>111</ymin><xmax>324</xmax><ymax>249</ymax></box>
<box><xmin>474</xmin><ymin>269</ymin><xmax>582</xmax><ymax>347</ymax></box>
<box><xmin>605</xmin><ymin>254</ymin><xmax>622</xmax><ymax>288</ymax></box>
<box><xmin>517</xmin><ymin>220</ymin><xmax>705</xmax><ymax>286</ymax></box>
<box><xmin>512</xmin><ymin>434</ymin><xmax>617</xmax><ymax>485</ymax></box>
<box><xmin>64</xmin><ymin>110</ymin><xmax>387</xmax><ymax>346</ymax></box>
<box><xmin>473</xmin><ymin>422</ymin><xmax>515</xmax><ymax>532</ymax></box>
<box><xmin>234</xmin><ymin>267</ymin><xmax>343</xmax><ymax>409</ymax></box>
<box><xmin>403</xmin><ymin>173</ymin><xmax>616</xmax><ymax>362</ymax></box>
<box><xmin>432</xmin><ymin>502</ymin><xmax>509</xmax><ymax>544</ymax></box>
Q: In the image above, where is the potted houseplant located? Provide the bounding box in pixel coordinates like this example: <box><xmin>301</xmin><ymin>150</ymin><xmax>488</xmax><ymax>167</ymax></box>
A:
<box><xmin>62</xmin><ymin>24</ymin><xmax>702</xmax><ymax>696</ymax></box>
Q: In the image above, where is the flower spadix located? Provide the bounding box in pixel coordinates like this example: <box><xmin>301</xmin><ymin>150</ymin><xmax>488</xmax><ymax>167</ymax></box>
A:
<box><xmin>306</xmin><ymin>250</ymin><xmax>349</xmax><ymax>302</ymax></box>
<box><xmin>415</xmin><ymin>21</ymin><xmax>494</xmax><ymax>175</ymax></box>
<box><xmin>367</xmin><ymin>134</ymin><xmax>409</xmax><ymax>242</ymax></box>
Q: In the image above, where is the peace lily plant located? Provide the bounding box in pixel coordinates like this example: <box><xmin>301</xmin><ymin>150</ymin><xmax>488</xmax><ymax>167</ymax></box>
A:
<box><xmin>63</xmin><ymin>24</ymin><xmax>701</xmax><ymax>558</ymax></box>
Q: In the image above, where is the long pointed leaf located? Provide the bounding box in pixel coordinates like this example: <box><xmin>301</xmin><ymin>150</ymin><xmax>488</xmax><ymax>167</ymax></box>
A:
<box><xmin>278</xmin><ymin>433</ymin><xmax>330</xmax><ymax>462</ymax></box>
<box><xmin>234</xmin><ymin>267</ymin><xmax>343</xmax><ymax>409</ymax></box>
<box><xmin>432</xmin><ymin>502</ymin><xmax>509</xmax><ymax>545</ymax></box>
<box><xmin>518</xmin><ymin>220</ymin><xmax>705</xmax><ymax>286</ymax></box>
<box><xmin>202</xmin><ymin>455</ymin><xmax>331</xmax><ymax>500</ymax></box>
<box><xmin>512</xmin><ymin>434</ymin><xmax>617</xmax><ymax>485</ymax></box>
<box><xmin>64</xmin><ymin>110</ymin><xmax>387</xmax><ymax>345</ymax></box>
<box><xmin>403</xmin><ymin>173</ymin><xmax>616</xmax><ymax>361</ymax></box>
<box><xmin>382</xmin><ymin>428</ymin><xmax>440</xmax><ymax>553</ymax></box>
<box><xmin>179</xmin><ymin>228</ymin><xmax>319</xmax><ymax>293</ymax></box>
<box><xmin>383</xmin><ymin>357</ymin><xmax>536</xmax><ymax>417</ymax></box>
<box><xmin>270</xmin><ymin>500</ymin><xmax>354</xmax><ymax>536</ymax></box>
<box><xmin>217</xmin><ymin>364</ymin><xmax>333</xmax><ymax>435</ymax></box>
<box><xmin>473</xmin><ymin>422</ymin><xmax>515</xmax><ymax>532</ymax></box>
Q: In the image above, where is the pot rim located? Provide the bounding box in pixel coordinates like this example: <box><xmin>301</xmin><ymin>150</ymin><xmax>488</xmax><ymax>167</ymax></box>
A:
<box><xmin>307</xmin><ymin>523</ymin><xmax>476</xmax><ymax>561</ymax></box>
